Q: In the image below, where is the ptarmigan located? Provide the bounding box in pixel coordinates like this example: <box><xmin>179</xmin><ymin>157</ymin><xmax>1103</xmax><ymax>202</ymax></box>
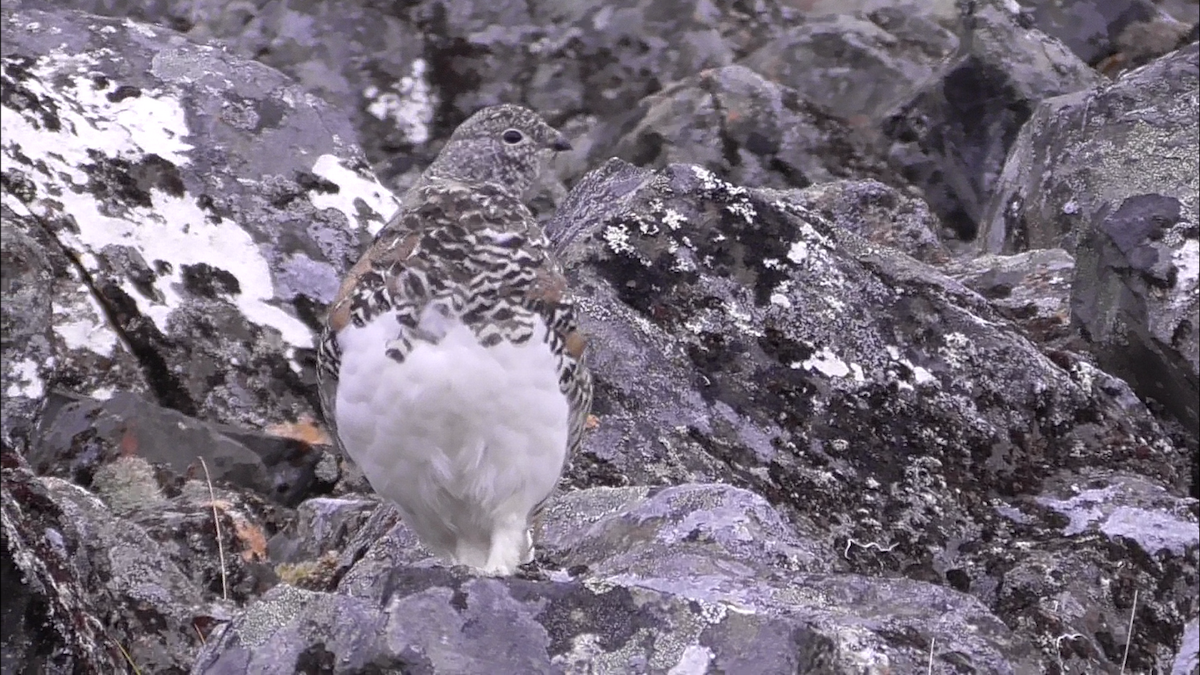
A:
<box><xmin>316</xmin><ymin>105</ymin><xmax>591</xmax><ymax>576</ymax></box>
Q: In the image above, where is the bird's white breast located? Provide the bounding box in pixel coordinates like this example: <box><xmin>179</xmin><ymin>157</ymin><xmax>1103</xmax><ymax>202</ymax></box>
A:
<box><xmin>332</xmin><ymin>309</ymin><xmax>570</xmax><ymax>558</ymax></box>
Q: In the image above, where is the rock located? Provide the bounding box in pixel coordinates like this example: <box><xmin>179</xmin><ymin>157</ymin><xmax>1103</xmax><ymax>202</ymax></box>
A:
<box><xmin>30</xmin><ymin>391</ymin><xmax>332</xmax><ymax>508</ymax></box>
<box><xmin>20</xmin><ymin>0</ymin><xmax>801</xmax><ymax>198</ymax></box>
<box><xmin>882</xmin><ymin>0</ymin><xmax>1103</xmax><ymax>240</ymax></box>
<box><xmin>0</xmin><ymin>205</ymin><xmax>148</xmax><ymax>452</ymax></box>
<box><xmin>943</xmin><ymin>248</ymin><xmax>1081</xmax><ymax>350</ymax></box>
<box><xmin>1</xmin><ymin>449</ymin><xmax>216</xmax><ymax>673</ymax></box>
<box><xmin>560</xmin><ymin>65</ymin><xmax>892</xmax><ymax>198</ymax></box>
<box><xmin>267</xmin><ymin>496</ymin><xmax>376</xmax><ymax>565</ymax></box>
<box><xmin>195</xmin><ymin>484</ymin><xmax>1043</xmax><ymax>674</ymax></box>
<box><xmin>991</xmin><ymin>469</ymin><xmax>1199</xmax><ymax>673</ymax></box>
<box><xmin>766</xmin><ymin>179</ymin><xmax>949</xmax><ymax>264</ymax></box>
<box><xmin>1033</xmin><ymin>471</ymin><xmax>1199</xmax><ymax>557</ymax></box>
<box><xmin>2</xmin><ymin>4</ymin><xmax>1196</xmax><ymax>674</ymax></box>
<box><xmin>982</xmin><ymin>43</ymin><xmax>1199</xmax><ymax>437</ymax></box>
<box><xmin>1</xmin><ymin>6</ymin><xmax>396</xmax><ymax>435</ymax></box>
<box><xmin>1016</xmin><ymin>0</ymin><xmax>1192</xmax><ymax>72</ymax></box>
<box><xmin>545</xmin><ymin>157</ymin><xmax>1195</xmax><ymax>671</ymax></box>
<box><xmin>741</xmin><ymin>9</ymin><xmax>959</xmax><ymax>133</ymax></box>
<box><xmin>1176</xmin><ymin>619</ymin><xmax>1200</xmax><ymax>675</ymax></box>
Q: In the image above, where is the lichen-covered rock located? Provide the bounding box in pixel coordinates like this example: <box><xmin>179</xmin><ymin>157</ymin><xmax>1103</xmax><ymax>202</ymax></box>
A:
<box><xmin>1018</xmin><ymin>0</ymin><xmax>1192</xmax><ymax>71</ymax></box>
<box><xmin>943</xmin><ymin>248</ymin><xmax>1081</xmax><ymax>350</ymax></box>
<box><xmin>22</xmin><ymin>0</ymin><xmax>801</xmax><ymax>196</ymax></box>
<box><xmin>766</xmin><ymin>179</ymin><xmax>949</xmax><ymax>264</ymax></box>
<box><xmin>545</xmin><ymin>157</ymin><xmax>1196</xmax><ymax>672</ymax></box>
<box><xmin>981</xmin><ymin>43</ymin><xmax>1199</xmax><ymax>437</ymax></box>
<box><xmin>2</xmin><ymin>4</ymin><xmax>1196</xmax><ymax>675</ymax></box>
<box><xmin>741</xmin><ymin>9</ymin><xmax>959</xmax><ymax>131</ymax></box>
<box><xmin>0</xmin><ymin>206</ymin><xmax>148</xmax><ymax>452</ymax></box>
<box><xmin>195</xmin><ymin>484</ymin><xmax>1043</xmax><ymax>674</ymax></box>
<box><xmin>882</xmin><ymin>0</ymin><xmax>1103</xmax><ymax>240</ymax></box>
<box><xmin>30</xmin><ymin>391</ymin><xmax>331</xmax><ymax>508</ymax></box>
<box><xmin>560</xmin><ymin>65</ymin><xmax>893</xmax><ymax>200</ymax></box>
<box><xmin>1</xmin><ymin>7</ymin><xmax>396</xmax><ymax>433</ymax></box>
<box><xmin>2</xmin><ymin>449</ymin><xmax>218</xmax><ymax>674</ymax></box>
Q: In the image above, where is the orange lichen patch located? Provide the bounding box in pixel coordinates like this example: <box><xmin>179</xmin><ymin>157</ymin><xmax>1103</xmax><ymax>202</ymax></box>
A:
<box><xmin>846</xmin><ymin>114</ymin><xmax>872</xmax><ymax>129</ymax></box>
<box><xmin>586</xmin><ymin>414</ymin><xmax>600</xmax><ymax>430</ymax></box>
<box><xmin>231</xmin><ymin>515</ymin><xmax>268</xmax><ymax>562</ymax></box>
<box><xmin>1096</xmin><ymin>52</ymin><xmax>1128</xmax><ymax>78</ymax></box>
<box><xmin>266</xmin><ymin>415</ymin><xmax>332</xmax><ymax>446</ymax></box>
<box><xmin>564</xmin><ymin>330</ymin><xmax>588</xmax><ymax>360</ymax></box>
<box><xmin>120</xmin><ymin>426</ymin><xmax>139</xmax><ymax>456</ymax></box>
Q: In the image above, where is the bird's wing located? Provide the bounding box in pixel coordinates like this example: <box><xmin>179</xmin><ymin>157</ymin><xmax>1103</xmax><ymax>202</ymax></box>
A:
<box><xmin>316</xmin><ymin>224</ymin><xmax>421</xmax><ymax>447</ymax></box>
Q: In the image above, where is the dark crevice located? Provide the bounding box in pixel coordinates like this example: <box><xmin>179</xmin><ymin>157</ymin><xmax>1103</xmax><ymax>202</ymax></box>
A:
<box><xmin>31</xmin><ymin>215</ymin><xmax>198</xmax><ymax>416</ymax></box>
<box><xmin>699</xmin><ymin>76</ymin><xmax>742</xmax><ymax>173</ymax></box>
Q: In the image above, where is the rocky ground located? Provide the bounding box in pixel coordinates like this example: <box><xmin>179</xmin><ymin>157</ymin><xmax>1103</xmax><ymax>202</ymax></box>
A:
<box><xmin>1</xmin><ymin>0</ymin><xmax>1197</xmax><ymax>673</ymax></box>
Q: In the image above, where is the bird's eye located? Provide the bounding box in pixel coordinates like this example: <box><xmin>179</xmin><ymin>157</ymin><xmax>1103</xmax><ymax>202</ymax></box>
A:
<box><xmin>501</xmin><ymin>129</ymin><xmax>524</xmax><ymax>144</ymax></box>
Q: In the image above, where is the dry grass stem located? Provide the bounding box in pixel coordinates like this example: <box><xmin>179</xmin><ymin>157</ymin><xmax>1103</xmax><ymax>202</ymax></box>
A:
<box><xmin>1119</xmin><ymin>588</ymin><xmax>1138</xmax><ymax>675</ymax></box>
<box><xmin>199</xmin><ymin>457</ymin><xmax>229</xmax><ymax>600</ymax></box>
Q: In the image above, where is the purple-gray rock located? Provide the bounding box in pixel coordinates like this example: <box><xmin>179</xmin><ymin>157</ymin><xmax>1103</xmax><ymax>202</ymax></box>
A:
<box><xmin>982</xmin><ymin>43</ymin><xmax>1199</xmax><ymax>437</ymax></box>
<box><xmin>1</xmin><ymin>7</ymin><xmax>396</xmax><ymax>434</ymax></box>
<box><xmin>195</xmin><ymin>484</ymin><xmax>1044</xmax><ymax>674</ymax></box>
<box><xmin>882</xmin><ymin>0</ymin><xmax>1103</xmax><ymax>241</ymax></box>
<box><xmin>545</xmin><ymin>157</ymin><xmax>1196</xmax><ymax>672</ymax></box>
<box><xmin>1016</xmin><ymin>0</ymin><xmax>1192</xmax><ymax>70</ymax></box>
<box><xmin>765</xmin><ymin>179</ymin><xmax>950</xmax><ymax>264</ymax></box>
<box><xmin>741</xmin><ymin>9</ymin><xmax>959</xmax><ymax>133</ymax></box>
<box><xmin>943</xmin><ymin>247</ymin><xmax>1082</xmax><ymax>351</ymax></box>
<box><xmin>2</xmin><ymin>449</ymin><xmax>223</xmax><ymax>674</ymax></box>
<box><xmin>560</xmin><ymin>64</ymin><xmax>893</xmax><ymax>198</ymax></box>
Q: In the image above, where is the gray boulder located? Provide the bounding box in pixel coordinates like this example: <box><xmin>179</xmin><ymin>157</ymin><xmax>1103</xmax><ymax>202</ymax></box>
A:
<box><xmin>0</xmin><ymin>6</ymin><xmax>395</xmax><ymax>438</ymax></box>
<box><xmin>882</xmin><ymin>0</ymin><xmax>1103</xmax><ymax>240</ymax></box>
<box><xmin>741</xmin><ymin>9</ymin><xmax>959</xmax><ymax>134</ymax></box>
<box><xmin>982</xmin><ymin>43</ymin><xmax>1199</xmax><ymax>436</ymax></box>
<box><xmin>195</xmin><ymin>484</ymin><xmax>1043</xmax><ymax>674</ymax></box>
<box><xmin>943</xmin><ymin>248</ymin><xmax>1082</xmax><ymax>351</ymax></box>
<box><xmin>560</xmin><ymin>65</ymin><xmax>892</xmax><ymax>197</ymax></box>
<box><xmin>1016</xmin><ymin>0</ymin><xmax>1192</xmax><ymax>71</ymax></box>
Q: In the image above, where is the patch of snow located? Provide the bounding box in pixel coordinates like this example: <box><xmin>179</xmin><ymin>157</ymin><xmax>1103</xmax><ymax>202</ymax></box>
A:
<box><xmin>1173</xmin><ymin>238</ymin><xmax>1198</xmax><ymax>294</ymax></box>
<box><xmin>51</xmin><ymin>268</ymin><xmax>119</xmax><ymax>356</ymax></box>
<box><xmin>310</xmin><ymin>154</ymin><xmax>400</xmax><ymax>236</ymax></box>
<box><xmin>5</xmin><ymin>359</ymin><xmax>44</xmax><ymax>399</ymax></box>
<box><xmin>363</xmin><ymin>58</ymin><xmax>435</xmax><ymax>145</ymax></box>
<box><xmin>667</xmin><ymin>645</ymin><xmax>713</xmax><ymax>675</ymax></box>
<box><xmin>802</xmin><ymin>347</ymin><xmax>853</xmax><ymax>379</ymax></box>
<box><xmin>2</xmin><ymin>56</ymin><xmax>313</xmax><ymax>349</ymax></box>
<box><xmin>787</xmin><ymin>241</ymin><xmax>808</xmax><ymax>264</ymax></box>
<box><xmin>53</xmin><ymin>293</ymin><xmax>119</xmax><ymax>356</ymax></box>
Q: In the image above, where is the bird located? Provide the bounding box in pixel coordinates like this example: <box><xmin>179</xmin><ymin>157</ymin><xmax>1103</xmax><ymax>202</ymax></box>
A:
<box><xmin>316</xmin><ymin>104</ymin><xmax>592</xmax><ymax>576</ymax></box>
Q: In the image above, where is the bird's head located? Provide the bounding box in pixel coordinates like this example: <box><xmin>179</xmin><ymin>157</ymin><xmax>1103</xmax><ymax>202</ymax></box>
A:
<box><xmin>425</xmin><ymin>104</ymin><xmax>572</xmax><ymax>197</ymax></box>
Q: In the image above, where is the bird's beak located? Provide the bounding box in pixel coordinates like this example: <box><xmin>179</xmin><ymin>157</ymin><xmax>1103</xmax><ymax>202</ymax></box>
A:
<box><xmin>550</xmin><ymin>134</ymin><xmax>573</xmax><ymax>152</ymax></box>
